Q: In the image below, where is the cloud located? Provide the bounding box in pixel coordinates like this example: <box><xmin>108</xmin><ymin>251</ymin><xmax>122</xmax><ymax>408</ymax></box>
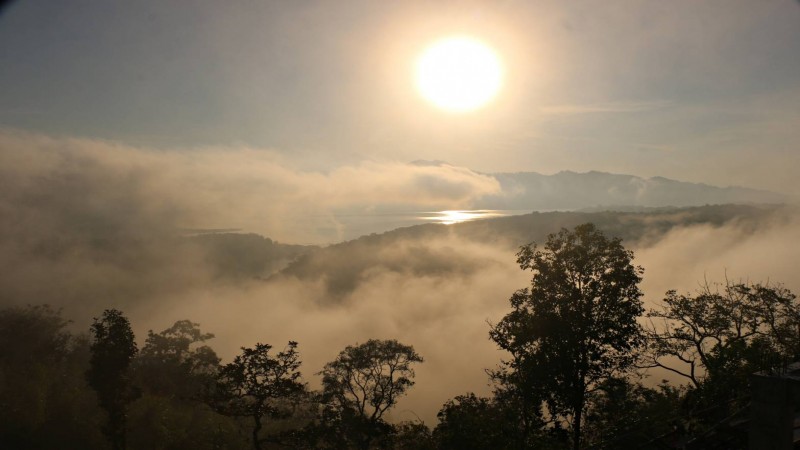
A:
<box><xmin>538</xmin><ymin>100</ymin><xmax>671</xmax><ymax>116</ymax></box>
<box><xmin>0</xmin><ymin>129</ymin><xmax>500</xmax><ymax>320</ymax></box>
<box><xmin>0</xmin><ymin>130</ymin><xmax>500</xmax><ymax>244</ymax></box>
<box><xmin>124</xmin><ymin>233</ymin><xmax>529</xmax><ymax>425</ymax></box>
<box><xmin>635</xmin><ymin>215</ymin><xmax>800</xmax><ymax>303</ymax></box>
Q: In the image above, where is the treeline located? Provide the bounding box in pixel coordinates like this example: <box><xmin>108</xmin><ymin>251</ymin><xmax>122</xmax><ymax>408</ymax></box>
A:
<box><xmin>0</xmin><ymin>306</ymin><xmax>426</xmax><ymax>450</ymax></box>
<box><xmin>2</xmin><ymin>223</ymin><xmax>799</xmax><ymax>449</ymax></box>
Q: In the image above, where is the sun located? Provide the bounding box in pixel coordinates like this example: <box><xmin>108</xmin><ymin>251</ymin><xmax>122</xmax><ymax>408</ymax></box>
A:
<box><xmin>415</xmin><ymin>36</ymin><xmax>504</xmax><ymax>113</ymax></box>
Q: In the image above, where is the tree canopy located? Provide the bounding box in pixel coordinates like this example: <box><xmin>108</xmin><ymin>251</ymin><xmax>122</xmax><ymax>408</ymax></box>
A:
<box><xmin>490</xmin><ymin>223</ymin><xmax>644</xmax><ymax>450</ymax></box>
<box><xmin>643</xmin><ymin>281</ymin><xmax>800</xmax><ymax>429</ymax></box>
<box><xmin>137</xmin><ymin>319</ymin><xmax>220</xmax><ymax>398</ymax></box>
<box><xmin>213</xmin><ymin>341</ymin><xmax>306</xmax><ymax>450</ymax></box>
<box><xmin>0</xmin><ymin>305</ymin><xmax>105</xmax><ymax>449</ymax></box>
<box><xmin>319</xmin><ymin>339</ymin><xmax>423</xmax><ymax>450</ymax></box>
<box><xmin>87</xmin><ymin>309</ymin><xmax>139</xmax><ymax>450</ymax></box>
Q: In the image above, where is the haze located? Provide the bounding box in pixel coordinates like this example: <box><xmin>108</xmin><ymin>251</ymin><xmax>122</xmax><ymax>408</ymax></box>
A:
<box><xmin>1</xmin><ymin>0</ymin><xmax>800</xmax><ymax>431</ymax></box>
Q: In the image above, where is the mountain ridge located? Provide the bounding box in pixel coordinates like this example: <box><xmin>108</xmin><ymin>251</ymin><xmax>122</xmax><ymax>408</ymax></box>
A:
<box><xmin>273</xmin><ymin>203</ymin><xmax>797</xmax><ymax>300</ymax></box>
<box><xmin>409</xmin><ymin>160</ymin><xmax>792</xmax><ymax>210</ymax></box>
<box><xmin>478</xmin><ymin>169</ymin><xmax>791</xmax><ymax>210</ymax></box>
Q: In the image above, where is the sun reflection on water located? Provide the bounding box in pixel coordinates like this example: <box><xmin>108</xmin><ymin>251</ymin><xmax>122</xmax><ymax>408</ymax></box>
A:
<box><xmin>422</xmin><ymin>210</ymin><xmax>505</xmax><ymax>225</ymax></box>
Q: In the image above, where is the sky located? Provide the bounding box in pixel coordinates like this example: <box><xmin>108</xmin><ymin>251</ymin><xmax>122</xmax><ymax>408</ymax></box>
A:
<box><xmin>1</xmin><ymin>0</ymin><xmax>799</xmax><ymax>197</ymax></box>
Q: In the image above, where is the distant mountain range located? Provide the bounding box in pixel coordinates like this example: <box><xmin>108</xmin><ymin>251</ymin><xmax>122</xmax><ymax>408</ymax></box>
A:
<box><xmin>478</xmin><ymin>170</ymin><xmax>791</xmax><ymax>210</ymax></box>
<box><xmin>412</xmin><ymin>161</ymin><xmax>793</xmax><ymax>210</ymax></box>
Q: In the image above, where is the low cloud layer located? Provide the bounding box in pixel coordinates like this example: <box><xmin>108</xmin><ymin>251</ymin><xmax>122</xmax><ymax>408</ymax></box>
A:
<box><xmin>123</xmin><ymin>215</ymin><xmax>800</xmax><ymax>424</ymax></box>
<box><xmin>636</xmin><ymin>217</ymin><xmax>800</xmax><ymax>302</ymax></box>
<box><xmin>2</xmin><ymin>131</ymin><xmax>799</xmax><ymax>424</ymax></box>
<box><xmin>0</xmin><ymin>130</ymin><xmax>500</xmax><ymax>244</ymax></box>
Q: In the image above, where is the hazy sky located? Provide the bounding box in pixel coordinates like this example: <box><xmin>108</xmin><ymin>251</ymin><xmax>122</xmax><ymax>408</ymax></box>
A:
<box><xmin>1</xmin><ymin>0</ymin><xmax>799</xmax><ymax>195</ymax></box>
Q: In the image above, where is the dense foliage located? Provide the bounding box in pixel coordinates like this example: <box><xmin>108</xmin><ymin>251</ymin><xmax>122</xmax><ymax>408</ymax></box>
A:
<box><xmin>87</xmin><ymin>309</ymin><xmax>139</xmax><ymax>450</ymax></box>
<box><xmin>490</xmin><ymin>223</ymin><xmax>644</xmax><ymax>449</ymax></box>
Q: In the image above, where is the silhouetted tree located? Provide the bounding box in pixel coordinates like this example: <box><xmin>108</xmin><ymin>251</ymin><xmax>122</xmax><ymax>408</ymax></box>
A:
<box><xmin>642</xmin><ymin>281</ymin><xmax>800</xmax><ymax>426</ymax></box>
<box><xmin>213</xmin><ymin>341</ymin><xmax>306</xmax><ymax>450</ymax></box>
<box><xmin>136</xmin><ymin>319</ymin><xmax>220</xmax><ymax>398</ymax></box>
<box><xmin>392</xmin><ymin>421</ymin><xmax>436</xmax><ymax>450</ymax></box>
<box><xmin>319</xmin><ymin>339</ymin><xmax>423</xmax><ymax>450</ymax></box>
<box><xmin>0</xmin><ymin>305</ymin><xmax>105</xmax><ymax>449</ymax></box>
<box><xmin>582</xmin><ymin>377</ymin><xmax>683</xmax><ymax>449</ymax></box>
<box><xmin>129</xmin><ymin>320</ymin><xmax>238</xmax><ymax>449</ymax></box>
<box><xmin>488</xmin><ymin>361</ymin><xmax>552</xmax><ymax>449</ymax></box>
<box><xmin>490</xmin><ymin>223</ymin><xmax>644</xmax><ymax>450</ymax></box>
<box><xmin>434</xmin><ymin>393</ymin><xmax>520</xmax><ymax>450</ymax></box>
<box><xmin>87</xmin><ymin>309</ymin><xmax>139</xmax><ymax>450</ymax></box>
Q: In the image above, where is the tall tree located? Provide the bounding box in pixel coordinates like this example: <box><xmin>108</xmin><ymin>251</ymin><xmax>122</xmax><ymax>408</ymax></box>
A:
<box><xmin>490</xmin><ymin>223</ymin><xmax>644</xmax><ymax>450</ymax></box>
<box><xmin>213</xmin><ymin>341</ymin><xmax>306</xmax><ymax>450</ymax></box>
<box><xmin>319</xmin><ymin>339</ymin><xmax>423</xmax><ymax>450</ymax></box>
<box><xmin>86</xmin><ymin>309</ymin><xmax>139</xmax><ymax>450</ymax></box>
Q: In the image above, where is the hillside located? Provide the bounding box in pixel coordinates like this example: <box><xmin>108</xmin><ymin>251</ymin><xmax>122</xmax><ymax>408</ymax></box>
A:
<box><xmin>274</xmin><ymin>204</ymin><xmax>795</xmax><ymax>299</ymax></box>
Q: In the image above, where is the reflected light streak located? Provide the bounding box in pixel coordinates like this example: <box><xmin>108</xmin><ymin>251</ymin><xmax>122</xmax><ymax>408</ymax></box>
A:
<box><xmin>422</xmin><ymin>210</ymin><xmax>505</xmax><ymax>225</ymax></box>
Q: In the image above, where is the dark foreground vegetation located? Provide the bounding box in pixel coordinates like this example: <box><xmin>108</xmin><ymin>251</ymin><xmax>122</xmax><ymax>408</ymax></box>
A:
<box><xmin>2</xmin><ymin>223</ymin><xmax>798</xmax><ymax>449</ymax></box>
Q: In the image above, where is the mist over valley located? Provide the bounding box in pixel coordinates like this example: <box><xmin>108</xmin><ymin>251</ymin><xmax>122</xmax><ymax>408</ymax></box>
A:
<box><xmin>2</xmin><ymin>134</ymin><xmax>798</xmax><ymax>426</ymax></box>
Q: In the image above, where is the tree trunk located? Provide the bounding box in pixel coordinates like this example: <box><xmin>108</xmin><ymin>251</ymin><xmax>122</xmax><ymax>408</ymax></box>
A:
<box><xmin>359</xmin><ymin>425</ymin><xmax>372</xmax><ymax>450</ymax></box>
<box><xmin>519</xmin><ymin>392</ymin><xmax>534</xmax><ymax>450</ymax></box>
<box><xmin>252</xmin><ymin>415</ymin><xmax>262</xmax><ymax>450</ymax></box>
<box><xmin>107</xmin><ymin>406</ymin><xmax>126</xmax><ymax>450</ymax></box>
<box><xmin>572</xmin><ymin>406</ymin><xmax>582</xmax><ymax>450</ymax></box>
<box><xmin>573</xmin><ymin>381</ymin><xmax>585</xmax><ymax>450</ymax></box>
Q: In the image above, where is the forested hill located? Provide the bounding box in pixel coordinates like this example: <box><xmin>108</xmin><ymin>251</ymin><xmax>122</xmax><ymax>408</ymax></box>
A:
<box><xmin>189</xmin><ymin>233</ymin><xmax>314</xmax><ymax>280</ymax></box>
<box><xmin>274</xmin><ymin>204</ymin><xmax>795</xmax><ymax>298</ymax></box>
<box><xmin>1</xmin><ymin>202</ymin><xmax>791</xmax><ymax>315</ymax></box>
<box><xmin>442</xmin><ymin>203</ymin><xmax>793</xmax><ymax>247</ymax></box>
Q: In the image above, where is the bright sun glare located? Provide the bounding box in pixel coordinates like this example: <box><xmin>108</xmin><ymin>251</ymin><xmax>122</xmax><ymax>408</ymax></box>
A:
<box><xmin>415</xmin><ymin>36</ymin><xmax>504</xmax><ymax>113</ymax></box>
